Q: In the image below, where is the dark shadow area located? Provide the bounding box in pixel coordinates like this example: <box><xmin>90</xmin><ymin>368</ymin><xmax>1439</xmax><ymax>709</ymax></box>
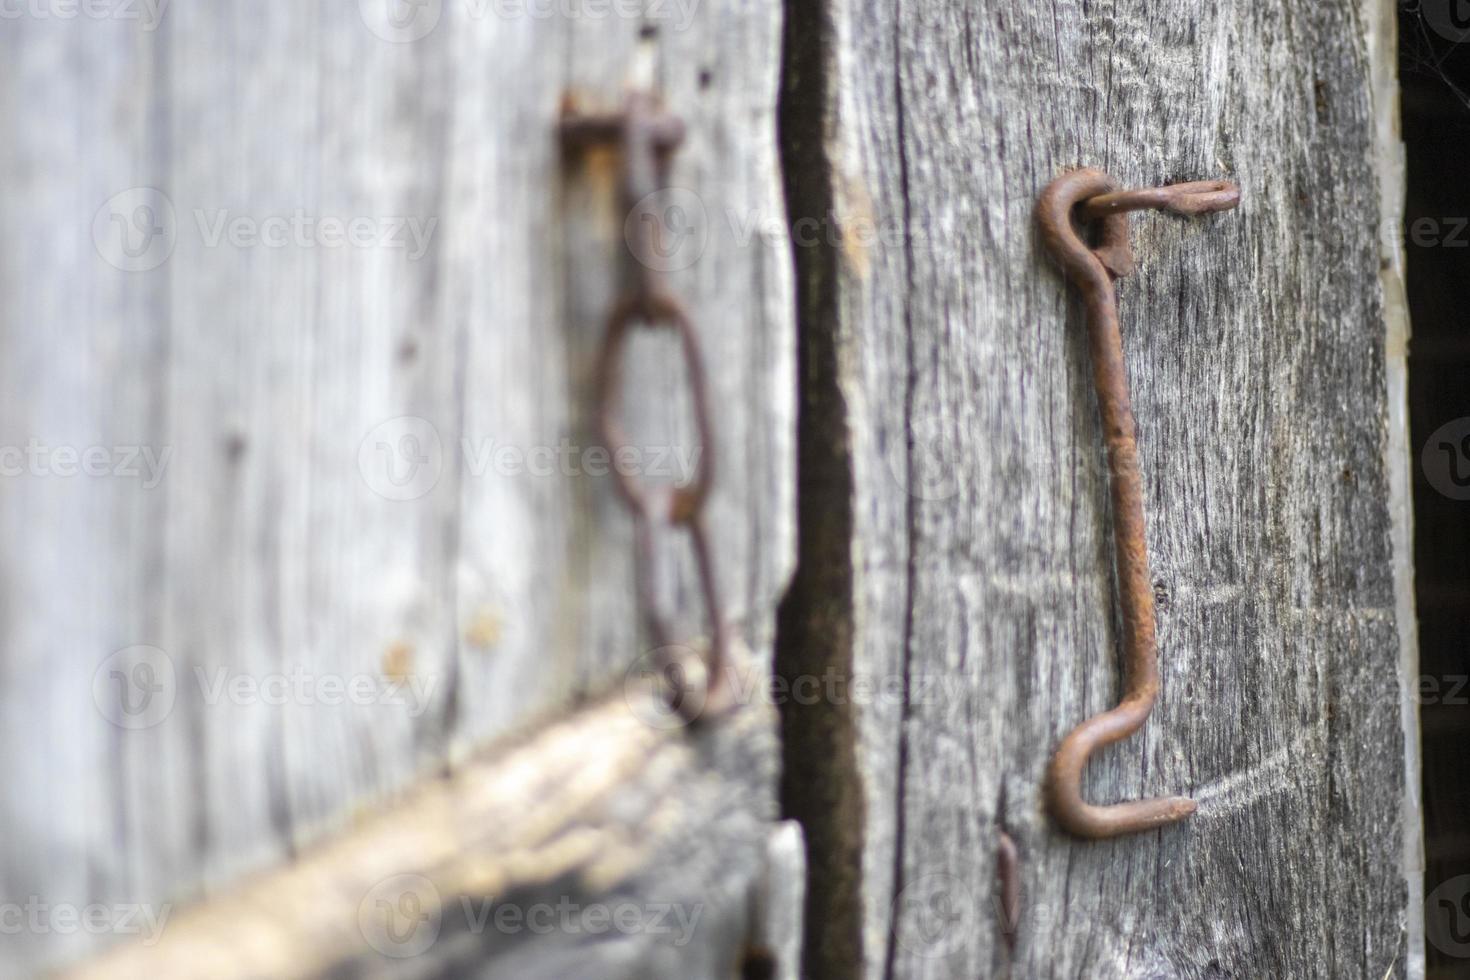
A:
<box><xmin>772</xmin><ymin>3</ymin><xmax>868</xmax><ymax>979</ymax></box>
<box><xmin>1400</xmin><ymin>5</ymin><xmax>1470</xmax><ymax>976</ymax></box>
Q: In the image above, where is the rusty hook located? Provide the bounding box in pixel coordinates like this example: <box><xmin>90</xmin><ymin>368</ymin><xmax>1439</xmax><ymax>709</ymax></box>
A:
<box><xmin>1036</xmin><ymin>167</ymin><xmax>1240</xmax><ymax>838</ymax></box>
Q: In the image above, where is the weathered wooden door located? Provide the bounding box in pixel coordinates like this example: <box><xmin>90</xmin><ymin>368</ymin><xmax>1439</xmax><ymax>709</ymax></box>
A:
<box><xmin>0</xmin><ymin>0</ymin><xmax>1420</xmax><ymax>978</ymax></box>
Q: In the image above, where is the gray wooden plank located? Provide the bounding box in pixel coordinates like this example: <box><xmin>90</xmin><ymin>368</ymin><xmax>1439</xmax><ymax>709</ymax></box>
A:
<box><xmin>775</xmin><ymin>0</ymin><xmax>1418</xmax><ymax>976</ymax></box>
<box><xmin>0</xmin><ymin>1</ymin><xmax>792</xmax><ymax>975</ymax></box>
<box><xmin>0</xmin><ymin>13</ymin><xmax>178</xmax><ymax>975</ymax></box>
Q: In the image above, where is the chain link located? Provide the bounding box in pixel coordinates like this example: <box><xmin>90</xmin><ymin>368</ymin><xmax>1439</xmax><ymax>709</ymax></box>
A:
<box><xmin>564</xmin><ymin>93</ymin><xmax>732</xmax><ymax>723</ymax></box>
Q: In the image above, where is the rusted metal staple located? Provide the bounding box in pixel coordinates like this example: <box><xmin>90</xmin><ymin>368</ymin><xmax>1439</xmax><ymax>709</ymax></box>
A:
<box><xmin>1036</xmin><ymin>168</ymin><xmax>1240</xmax><ymax>838</ymax></box>
<box><xmin>561</xmin><ymin>93</ymin><xmax>733</xmax><ymax>723</ymax></box>
<box><xmin>996</xmin><ymin>829</ymin><xmax>1020</xmax><ymax>951</ymax></box>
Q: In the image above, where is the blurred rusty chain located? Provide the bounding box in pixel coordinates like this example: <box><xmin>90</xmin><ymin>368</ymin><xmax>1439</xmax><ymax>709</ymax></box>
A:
<box><xmin>561</xmin><ymin>92</ymin><xmax>733</xmax><ymax>724</ymax></box>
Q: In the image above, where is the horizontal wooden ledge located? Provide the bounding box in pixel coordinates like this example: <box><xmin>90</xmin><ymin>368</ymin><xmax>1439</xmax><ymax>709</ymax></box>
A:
<box><xmin>59</xmin><ymin>650</ymin><xmax>790</xmax><ymax>980</ymax></box>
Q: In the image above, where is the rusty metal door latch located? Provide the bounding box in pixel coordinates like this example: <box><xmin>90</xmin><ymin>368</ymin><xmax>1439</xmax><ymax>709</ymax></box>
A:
<box><xmin>560</xmin><ymin>92</ymin><xmax>734</xmax><ymax>725</ymax></box>
<box><xmin>1036</xmin><ymin>169</ymin><xmax>1240</xmax><ymax>839</ymax></box>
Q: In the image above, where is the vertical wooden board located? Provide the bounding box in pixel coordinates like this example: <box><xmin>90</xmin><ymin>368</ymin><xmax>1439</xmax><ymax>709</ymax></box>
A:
<box><xmin>0</xmin><ymin>1</ymin><xmax>792</xmax><ymax>976</ymax></box>
<box><xmin>439</xmin><ymin>10</ymin><xmax>577</xmax><ymax>745</ymax></box>
<box><xmin>779</xmin><ymin>0</ymin><xmax>1414</xmax><ymax>976</ymax></box>
<box><xmin>0</xmin><ymin>14</ymin><xmax>176</xmax><ymax>974</ymax></box>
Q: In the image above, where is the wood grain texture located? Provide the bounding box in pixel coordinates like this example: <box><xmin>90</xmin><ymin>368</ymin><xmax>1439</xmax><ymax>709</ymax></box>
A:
<box><xmin>0</xmin><ymin>2</ymin><xmax>792</xmax><ymax>975</ymax></box>
<box><xmin>776</xmin><ymin>0</ymin><xmax>1418</xmax><ymax>977</ymax></box>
